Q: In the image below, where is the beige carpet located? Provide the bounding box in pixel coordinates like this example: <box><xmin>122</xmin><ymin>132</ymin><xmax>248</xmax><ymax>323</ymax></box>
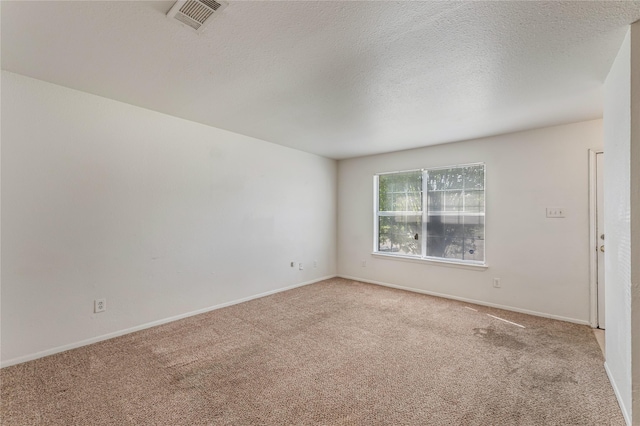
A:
<box><xmin>1</xmin><ymin>278</ymin><xmax>624</xmax><ymax>425</ymax></box>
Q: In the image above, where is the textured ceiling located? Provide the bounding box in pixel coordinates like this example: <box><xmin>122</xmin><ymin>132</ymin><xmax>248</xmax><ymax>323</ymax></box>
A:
<box><xmin>3</xmin><ymin>1</ymin><xmax>640</xmax><ymax>159</ymax></box>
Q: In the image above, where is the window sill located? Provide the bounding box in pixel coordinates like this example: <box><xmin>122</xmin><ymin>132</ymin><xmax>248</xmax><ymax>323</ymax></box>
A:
<box><xmin>371</xmin><ymin>252</ymin><xmax>489</xmax><ymax>271</ymax></box>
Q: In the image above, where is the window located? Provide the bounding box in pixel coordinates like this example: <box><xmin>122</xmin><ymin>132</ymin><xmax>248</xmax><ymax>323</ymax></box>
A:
<box><xmin>374</xmin><ymin>163</ymin><xmax>485</xmax><ymax>265</ymax></box>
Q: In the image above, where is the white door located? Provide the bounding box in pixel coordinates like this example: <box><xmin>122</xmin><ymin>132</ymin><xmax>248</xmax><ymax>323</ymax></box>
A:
<box><xmin>596</xmin><ymin>152</ymin><xmax>605</xmax><ymax>329</ymax></box>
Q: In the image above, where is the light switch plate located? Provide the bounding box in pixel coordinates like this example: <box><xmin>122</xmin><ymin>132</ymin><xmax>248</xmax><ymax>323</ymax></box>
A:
<box><xmin>546</xmin><ymin>207</ymin><xmax>565</xmax><ymax>218</ymax></box>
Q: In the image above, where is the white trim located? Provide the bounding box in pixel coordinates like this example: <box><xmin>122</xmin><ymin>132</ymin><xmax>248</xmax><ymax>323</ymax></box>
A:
<box><xmin>588</xmin><ymin>149</ymin><xmax>603</xmax><ymax>328</ymax></box>
<box><xmin>371</xmin><ymin>252</ymin><xmax>488</xmax><ymax>271</ymax></box>
<box><xmin>374</xmin><ymin>162</ymin><xmax>486</xmax><ymax>177</ymax></box>
<box><xmin>339</xmin><ymin>275</ymin><xmax>590</xmax><ymax>325</ymax></box>
<box><xmin>373</xmin><ymin>174</ymin><xmax>379</xmax><ymax>253</ymax></box>
<box><xmin>375</xmin><ymin>167</ymin><xmax>423</xmax><ymax>176</ymax></box>
<box><xmin>0</xmin><ymin>275</ymin><xmax>337</xmax><ymax>369</ymax></box>
<box><xmin>604</xmin><ymin>361</ymin><xmax>631</xmax><ymax>425</ymax></box>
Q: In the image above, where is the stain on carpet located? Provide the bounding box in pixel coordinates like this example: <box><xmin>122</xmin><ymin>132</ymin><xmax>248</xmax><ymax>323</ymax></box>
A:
<box><xmin>473</xmin><ymin>326</ymin><xmax>527</xmax><ymax>350</ymax></box>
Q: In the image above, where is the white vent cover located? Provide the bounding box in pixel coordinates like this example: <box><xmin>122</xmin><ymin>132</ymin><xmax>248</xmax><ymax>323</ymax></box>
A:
<box><xmin>167</xmin><ymin>0</ymin><xmax>228</xmax><ymax>33</ymax></box>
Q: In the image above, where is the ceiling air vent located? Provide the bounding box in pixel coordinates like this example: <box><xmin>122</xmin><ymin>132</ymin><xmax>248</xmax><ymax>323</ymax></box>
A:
<box><xmin>167</xmin><ymin>0</ymin><xmax>228</xmax><ymax>33</ymax></box>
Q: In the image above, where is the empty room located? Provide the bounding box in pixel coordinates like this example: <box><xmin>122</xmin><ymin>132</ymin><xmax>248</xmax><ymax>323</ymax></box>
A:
<box><xmin>2</xmin><ymin>1</ymin><xmax>640</xmax><ymax>425</ymax></box>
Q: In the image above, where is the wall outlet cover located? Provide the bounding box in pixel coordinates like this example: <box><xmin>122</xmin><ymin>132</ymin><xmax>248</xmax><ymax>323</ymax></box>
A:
<box><xmin>94</xmin><ymin>298</ymin><xmax>106</xmax><ymax>313</ymax></box>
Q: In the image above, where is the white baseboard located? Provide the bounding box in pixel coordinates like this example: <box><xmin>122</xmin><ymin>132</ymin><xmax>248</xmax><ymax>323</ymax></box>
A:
<box><xmin>338</xmin><ymin>275</ymin><xmax>590</xmax><ymax>326</ymax></box>
<box><xmin>1</xmin><ymin>275</ymin><xmax>337</xmax><ymax>369</ymax></box>
<box><xmin>604</xmin><ymin>362</ymin><xmax>631</xmax><ymax>425</ymax></box>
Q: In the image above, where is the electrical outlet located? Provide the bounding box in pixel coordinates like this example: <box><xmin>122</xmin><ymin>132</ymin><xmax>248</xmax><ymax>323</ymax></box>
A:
<box><xmin>361</xmin><ymin>260</ymin><xmax>367</xmax><ymax>267</ymax></box>
<box><xmin>546</xmin><ymin>207</ymin><xmax>565</xmax><ymax>218</ymax></box>
<box><xmin>313</xmin><ymin>260</ymin><xmax>317</xmax><ymax>268</ymax></box>
<box><xmin>493</xmin><ymin>278</ymin><xmax>501</xmax><ymax>288</ymax></box>
<box><xmin>298</xmin><ymin>262</ymin><xmax>303</xmax><ymax>270</ymax></box>
<box><xmin>94</xmin><ymin>298</ymin><xmax>106</xmax><ymax>313</ymax></box>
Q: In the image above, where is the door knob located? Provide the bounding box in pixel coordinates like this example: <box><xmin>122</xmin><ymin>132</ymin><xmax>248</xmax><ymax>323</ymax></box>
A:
<box><xmin>600</xmin><ymin>245</ymin><xmax>605</xmax><ymax>253</ymax></box>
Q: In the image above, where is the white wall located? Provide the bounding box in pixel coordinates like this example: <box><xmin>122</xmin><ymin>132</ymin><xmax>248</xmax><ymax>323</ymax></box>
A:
<box><xmin>0</xmin><ymin>71</ymin><xmax>337</xmax><ymax>366</ymax></box>
<box><xmin>631</xmin><ymin>21</ymin><xmax>640</xmax><ymax>426</ymax></box>
<box><xmin>338</xmin><ymin>120</ymin><xmax>602</xmax><ymax>323</ymax></box>
<box><xmin>594</xmin><ymin>22</ymin><xmax>640</xmax><ymax>426</ymax></box>
<box><xmin>603</xmin><ymin>26</ymin><xmax>637</xmax><ymax>425</ymax></box>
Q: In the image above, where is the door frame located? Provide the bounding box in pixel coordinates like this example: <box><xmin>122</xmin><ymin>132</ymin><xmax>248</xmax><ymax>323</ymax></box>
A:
<box><xmin>588</xmin><ymin>149</ymin><xmax>603</xmax><ymax>329</ymax></box>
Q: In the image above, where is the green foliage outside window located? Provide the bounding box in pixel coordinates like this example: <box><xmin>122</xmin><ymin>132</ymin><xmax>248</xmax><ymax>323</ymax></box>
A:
<box><xmin>378</xmin><ymin>171</ymin><xmax>422</xmax><ymax>255</ymax></box>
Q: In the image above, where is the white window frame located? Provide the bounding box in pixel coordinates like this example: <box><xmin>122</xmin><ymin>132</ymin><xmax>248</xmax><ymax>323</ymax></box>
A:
<box><xmin>373</xmin><ymin>163</ymin><xmax>487</xmax><ymax>268</ymax></box>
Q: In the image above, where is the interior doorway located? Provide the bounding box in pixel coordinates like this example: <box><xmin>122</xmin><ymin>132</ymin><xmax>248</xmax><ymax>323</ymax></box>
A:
<box><xmin>589</xmin><ymin>150</ymin><xmax>605</xmax><ymax>329</ymax></box>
